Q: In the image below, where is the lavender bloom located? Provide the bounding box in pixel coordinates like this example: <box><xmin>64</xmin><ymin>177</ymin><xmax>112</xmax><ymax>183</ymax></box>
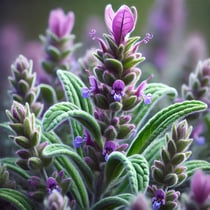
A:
<box><xmin>111</xmin><ymin>80</ymin><xmax>125</xmax><ymax>101</ymax></box>
<box><xmin>152</xmin><ymin>189</ymin><xmax>165</xmax><ymax>210</ymax></box>
<box><xmin>105</xmin><ymin>4</ymin><xmax>137</xmax><ymax>45</ymax></box>
<box><xmin>47</xmin><ymin>177</ymin><xmax>61</xmax><ymax>194</ymax></box>
<box><xmin>191</xmin><ymin>122</ymin><xmax>205</xmax><ymax>145</ymax></box>
<box><xmin>73</xmin><ymin>136</ymin><xmax>86</xmax><ymax>148</ymax></box>
<box><xmin>191</xmin><ymin>170</ymin><xmax>210</xmax><ymax>205</ymax></box>
<box><xmin>81</xmin><ymin>87</ymin><xmax>90</xmax><ymax>98</ymax></box>
<box><xmin>135</xmin><ymin>75</ymin><xmax>153</xmax><ymax>104</ymax></box>
<box><xmin>49</xmin><ymin>8</ymin><xmax>75</xmax><ymax>38</ymax></box>
<box><xmin>103</xmin><ymin>141</ymin><xmax>117</xmax><ymax>161</ymax></box>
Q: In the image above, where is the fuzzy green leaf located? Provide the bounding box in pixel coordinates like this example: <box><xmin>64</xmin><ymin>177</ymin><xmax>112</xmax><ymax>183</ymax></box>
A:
<box><xmin>39</xmin><ymin>84</ymin><xmax>57</xmax><ymax>104</ymax></box>
<box><xmin>105</xmin><ymin>151</ymin><xmax>138</xmax><ymax>194</ymax></box>
<box><xmin>91</xmin><ymin>194</ymin><xmax>130</xmax><ymax>210</ymax></box>
<box><xmin>132</xmin><ymin>83</ymin><xmax>177</xmax><ymax>129</ymax></box>
<box><xmin>142</xmin><ymin>138</ymin><xmax>165</xmax><ymax>166</ymax></box>
<box><xmin>42</xmin><ymin>102</ymin><xmax>103</xmax><ymax>148</ymax></box>
<box><xmin>127</xmin><ymin>100</ymin><xmax>207</xmax><ymax>156</ymax></box>
<box><xmin>129</xmin><ymin>154</ymin><xmax>150</xmax><ymax>192</ymax></box>
<box><xmin>0</xmin><ymin>188</ymin><xmax>34</xmax><ymax>210</ymax></box>
<box><xmin>185</xmin><ymin>160</ymin><xmax>210</xmax><ymax>177</ymax></box>
<box><xmin>0</xmin><ymin>158</ymin><xmax>30</xmax><ymax>179</ymax></box>
<box><xmin>55</xmin><ymin>156</ymin><xmax>89</xmax><ymax>209</ymax></box>
<box><xmin>42</xmin><ymin>143</ymin><xmax>93</xmax><ymax>191</ymax></box>
<box><xmin>57</xmin><ymin>70</ymin><xmax>93</xmax><ymax>114</ymax></box>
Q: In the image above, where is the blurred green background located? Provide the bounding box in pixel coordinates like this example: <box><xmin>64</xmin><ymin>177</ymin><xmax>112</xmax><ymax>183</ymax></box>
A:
<box><xmin>1</xmin><ymin>0</ymin><xmax>210</xmax><ymax>48</ymax></box>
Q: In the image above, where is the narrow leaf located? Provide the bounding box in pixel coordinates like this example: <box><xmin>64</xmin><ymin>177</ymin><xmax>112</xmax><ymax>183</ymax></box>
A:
<box><xmin>127</xmin><ymin>100</ymin><xmax>207</xmax><ymax>156</ymax></box>
<box><xmin>185</xmin><ymin>160</ymin><xmax>210</xmax><ymax>177</ymax></box>
<box><xmin>142</xmin><ymin>137</ymin><xmax>165</xmax><ymax>166</ymax></box>
<box><xmin>129</xmin><ymin>154</ymin><xmax>150</xmax><ymax>192</ymax></box>
<box><xmin>91</xmin><ymin>195</ymin><xmax>130</xmax><ymax>210</ymax></box>
<box><xmin>42</xmin><ymin>102</ymin><xmax>102</xmax><ymax>148</ymax></box>
<box><xmin>0</xmin><ymin>188</ymin><xmax>34</xmax><ymax>210</ymax></box>
<box><xmin>1</xmin><ymin>158</ymin><xmax>30</xmax><ymax>179</ymax></box>
<box><xmin>57</xmin><ymin>70</ymin><xmax>93</xmax><ymax>114</ymax></box>
<box><xmin>105</xmin><ymin>151</ymin><xmax>138</xmax><ymax>194</ymax></box>
<box><xmin>56</xmin><ymin>156</ymin><xmax>89</xmax><ymax>209</ymax></box>
<box><xmin>42</xmin><ymin>143</ymin><xmax>93</xmax><ymax>190</ymax></box>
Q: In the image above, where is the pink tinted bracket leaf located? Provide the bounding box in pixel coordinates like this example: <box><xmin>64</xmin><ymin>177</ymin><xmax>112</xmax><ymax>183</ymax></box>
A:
<box><xmin>112</xmin><ymin>5</ymin><xmax>135</xmax><ymax>45</ymax></box>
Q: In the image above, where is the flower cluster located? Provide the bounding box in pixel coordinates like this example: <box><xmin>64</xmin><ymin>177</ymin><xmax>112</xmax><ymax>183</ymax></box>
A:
<box><xmin>81</xmin><ymin>5</ymin><xmax>153</xmax><ymax>158</ymax></box>
<box><xmin>9</xmin><ymin>55</ymin><xmax>43</xmax><ymax>116</ymax></box>
<box><xmin>6</xmin><ymin>101</ymin><xmax>51</xmax><ymax>171</ymax></box>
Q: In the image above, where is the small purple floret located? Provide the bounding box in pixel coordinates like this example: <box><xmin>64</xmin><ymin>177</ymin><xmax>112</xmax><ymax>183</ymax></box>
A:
<box><xmin>103</xmin><ymin>141</ymin><xmax>117</xmax><ymax>161</ymax></box>
<box><xmin>112</xmin><ymin>79</ymin><xmax>125</xmax><ymax>101</ymax></box>
<box><xmin>47</xmin><ymin>177</ymin><xmax>60</xmax><ymax>194</ymax></box>
<box><xmin>152</xmin><ymin>189</ymin><xmax>165</xmax><ymax>210</ymax></box>
<box><xmin>73</xmin><ymin>136</ymin><xmax>85</xmax><ymax>148</ymax></box>
<box><xmin>81</xmin><ymin>87</ymin><xmax>90</xmax><ymax>98</ymax></box>
<box><xmin>143</xmin><ymin>93</ymin><xmax>152</xmax><ymax>104</ymax></box>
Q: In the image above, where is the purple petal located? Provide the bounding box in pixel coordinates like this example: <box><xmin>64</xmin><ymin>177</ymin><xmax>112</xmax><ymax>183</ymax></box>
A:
<box><xmin>73</xmin><ymin>136</ymin><xmax>84</xmax><ymax>148</ymax></box>
<box><xmin>104</xmin><ymin>4</ymin><xmax>115</xmax><ymax>32</ymax></box>
<box><xmin>191</xmin><ymin>170</ymin><xmax>210</xmax><ymax>204</ymax></box>
<box><xmin>112</xmin><ymin>5</ymin><xmax>135</xmax><ymax>45</ymax></box>
<box><xmin>113</xmin><ymin>93</ymin><xmax>122</xmax><ymax>101</ymax></box>
<box><xmin>143</xmin><ymin>93</ymin><xmax>152</xmax><ymax>104</ymax></box>
<box><xmin>81</xmin><ymin>87</ymin><xmax>90</xmax><ymax>98</ymax></box>
<box><xmin>60</xmin><ymin>11</ymin><xmax>74</xmax><ymax>37</ymax></box>
<box><xmin>49</xmin><ymin>9</ymin><xmax>64</xmax><ymax>36</ymax></box>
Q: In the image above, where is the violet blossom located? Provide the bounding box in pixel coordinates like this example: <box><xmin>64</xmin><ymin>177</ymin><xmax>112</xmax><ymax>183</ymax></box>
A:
<box><xmin>191</xmin><ymin>170</ymin><xmax>210</xmax><ymax>205</ymax></box>
<box><xmin>49</xmin><ymin>8</ymin><xmax>75</xmax><ymax>38</ymax></box>
<box><xmin>104</xmin><ymin>4</ymin><xmax>137</xmax><ymax>45</ymax></box>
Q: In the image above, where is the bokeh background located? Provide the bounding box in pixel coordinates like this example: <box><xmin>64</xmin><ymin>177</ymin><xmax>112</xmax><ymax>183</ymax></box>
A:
<box><xmin>0</xmin><ymin>0</ymin><xmax>210</xmax><ymax>155</ymax></box>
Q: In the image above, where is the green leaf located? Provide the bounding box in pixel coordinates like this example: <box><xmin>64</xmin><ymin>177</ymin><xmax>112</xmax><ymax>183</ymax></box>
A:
<box><xmin>57</xmin><ymin>70</ymin><xmax>93</xmax><ymax>114</ymax></box>
<box><xmin>0</xmin><ymin>158</ymin><xmax>30</xmax><ymax>180</ymax></box>
<box><xmin>185</xmin><ymin>160</ymin><xmax>210</xmax><ymax>177</ymax></box>
<box><xmin>0</xmin><ymin>188</ymin><xmax>34</xmax><ymax>210</ymax></box>
<box><xmin>142</xmin><ymin>138</ymin><xmax>165</xmax><ymax>166</ymax></box>
<box><xmin>129</xmin><ymin>154</ymin><xmax>150</xmax><ymax>192</ymax></box>
<box><xmin>39</xmin><ymin>84</ymin><xmax>57</xmax><ymax>104</ymax></box>
<box><xmin>55</xmin><ymin>156</ymin><xmax>89</xmax><ymax>209</ymax></box>
<box><xmin>91</xmin><ymin>194</ymin><xmax>131</xmax><ymax>210</ymax></box>
<box><xmin>127</xmin><ymin>100</ymin><xmax>207</xmax><ymax>156</ymax></box>
<box><xmin>42</xmin><ymin>143</ymin><xmax>93</xmax><ymax>191</ymax></box>
<box><xmin>42</xmin><ymin>102</ymin><xmax>103</xmax><ymax>148</ymax></box>
<box><xmin>132</xmin><ymin>83</ymin><xmax>177</xmax><ymax>129</ymax></box>
<box><xmin>105</xmin><ymin>151</ymin><xmax>138</xmax><ymax>194</ymax></box>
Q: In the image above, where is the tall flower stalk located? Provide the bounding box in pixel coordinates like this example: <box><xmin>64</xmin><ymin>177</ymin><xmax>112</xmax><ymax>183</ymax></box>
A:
<box><xmin>82</xmin><ymin>4</ymin><xmax>153</xmax><ymax>159</ymax></box>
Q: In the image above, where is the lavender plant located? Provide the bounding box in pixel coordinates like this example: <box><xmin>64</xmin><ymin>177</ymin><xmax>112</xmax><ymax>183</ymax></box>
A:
<box><xmin>1</xmin><ymin>3</ymin><xmax>210</xmax><ymax>210</ymax></box>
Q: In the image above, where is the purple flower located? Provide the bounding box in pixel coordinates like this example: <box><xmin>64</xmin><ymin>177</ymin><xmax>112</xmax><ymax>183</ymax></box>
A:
<box><xmin>105</xmin><ymin>4</ymin><xmax>137</xmax><ymax>45</ymax></box>
<box><xmin>103</xmin><ymin>141</ymin><xmax>117</xmax><ymax>161</ymax></box>
<box><xmin>73</xmin><ymin>136</ymin><xmax>86</xmax><ymax>148</ymax></box>
<box><xmin>81</xmin><ymin>87</ymin><xmax>90</xmax><ymax>98</ymax></box>
<box><xmin>152</xmin><ymin>189</ymin><xmax>165</xmax><ymax>210</ymax></box>
<box><xmin>103</xmin><ymin>141</ymin><xmax>128</xmax><ymax>161</ymax></box>
<box><xmin>47</xmin><ymin>177</ymin><xmax>60</xmax><ymax>194</ymax></box>
<box><xmin>191</xmin><ymin>170</ymin><xmax>210</xmax><ymax>205</ymax></box>
<box><xmin>135</xmin><ymin>75</ymin><xmax>153</xmax><ymax>104</ymax></box>
<box><xmin>111</xmin><ymin>80</ymin><xmax>125</xmax><ymax>101</ymax></box>
<box><xmin>191</xmin><ymin>123</ymin><xmax>205</xmax><ymax>145</ymax></box>
<box><xmin>143</xmin><ymin>93</ymin><xmax>152</xmax><ymax>104</ymax></box>
<box><xmin>81</xmin><ymin>76</ymin><xmax>99</xmax><ymax>98</ymax></box>
<box><xmin>49</xmin><ymin>8</ymin><xmax>74</xmax><ymax>38</ymax></box>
